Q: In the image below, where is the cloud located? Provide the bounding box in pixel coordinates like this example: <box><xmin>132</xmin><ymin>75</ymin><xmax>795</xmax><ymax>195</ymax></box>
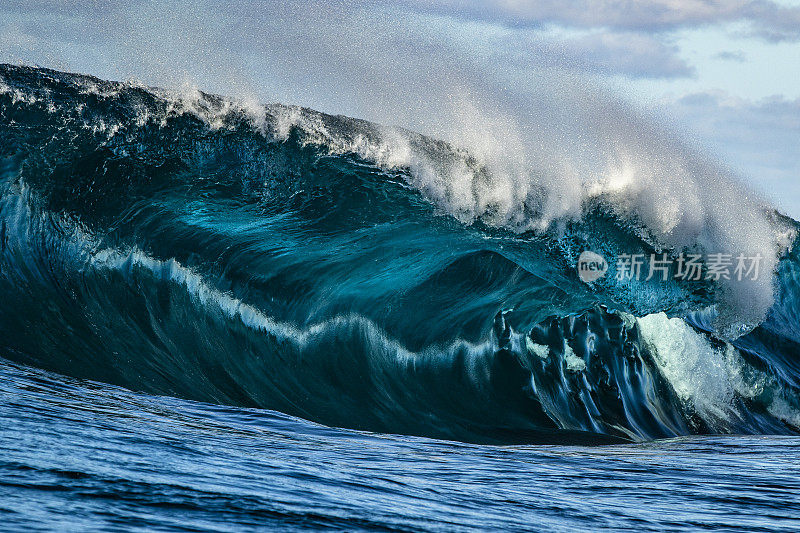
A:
<box><xmin>416</xmin><ymin>25</ymin><xmax>695</xmax><ymax>80</ymax></box>
<box><xmin>394</xmin><ymin>0</ymin><xmax>800</xmax><ymax>42</ymax></box>
<box><xmin>559</xmin><ymin>32</ymin><xmax>695</xmax><ymax>78</ymax></box>
<box><xmin>659</xmin><ymin>92</ymin><xmax>800</xmax><ymax>217</ymax></box>
<box><xmin>714</xmin><ymin>50</ymin><xmax>747</xmax><ymax>62</ymax></box>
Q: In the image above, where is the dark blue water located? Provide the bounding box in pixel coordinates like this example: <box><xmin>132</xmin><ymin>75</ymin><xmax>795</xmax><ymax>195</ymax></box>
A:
<box><xmin>2</xmin><ymin>65</ymin><xmax>800</xmax><ymax>530</ymax></box>
<box><xmin>3</xmin><ymin>360</ymin><xmax>800</xmax><ymax>532</ymax></box>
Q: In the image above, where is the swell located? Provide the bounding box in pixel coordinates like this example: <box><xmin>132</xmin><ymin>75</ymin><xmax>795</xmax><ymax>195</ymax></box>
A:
<box><xmin>1</xmin><ymin>64</ymin><xmax>799</xmax><ymax>444</ymax></box>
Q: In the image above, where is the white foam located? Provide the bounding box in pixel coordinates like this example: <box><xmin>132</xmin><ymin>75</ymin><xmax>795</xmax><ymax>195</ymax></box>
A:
<box><xmin>0</xmin><ymin>75</ymin><xmax>38</xmax><ymax>105</ymax></box>
<box><xmin>146</xmin><ymin>83</ymin><xmax>268</xmax><ymax>132</ymax></box>
<box><xmin>526</xmin><ymin>338</ymin><xmax>550</xmax><ymax>359</ymax></box>
<box><xmin>768</xmin><ymin>397</ymin><xmax>800</xmax><ymax>428</ymax></box>
<box><xmin>88</xmin><ymin>247</ymin><xmax>496</xmax><ymax>374</ymax></box>
<box><xmin>564</xmin><ymin>345</ymin><xmax>586</xmax><ymax>372</ymax></box>
<box><xmin>637</xmin><ymin>312</ymin><xmax>800</xmax><ymax>428</ymax></box>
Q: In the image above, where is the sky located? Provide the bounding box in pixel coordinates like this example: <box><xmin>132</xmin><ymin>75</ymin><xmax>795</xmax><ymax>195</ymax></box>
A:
<box><xmin>0</xmin><ymin>0</ymin><xmax>798</xmax><ymax>217</ymax></box>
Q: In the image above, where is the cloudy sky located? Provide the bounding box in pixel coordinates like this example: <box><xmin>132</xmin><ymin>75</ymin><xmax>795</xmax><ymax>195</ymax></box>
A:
<box><xmin>1</xmin><ymin>0</ymin><xmax>798</xmax><ymax>217</ymax></box>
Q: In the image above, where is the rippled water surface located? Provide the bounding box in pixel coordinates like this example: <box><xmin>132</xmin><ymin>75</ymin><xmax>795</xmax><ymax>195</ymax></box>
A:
<box><xmin>2</xmin><ymin>360</ymin><xmax>799</xmax><ymax>532</ymax></box>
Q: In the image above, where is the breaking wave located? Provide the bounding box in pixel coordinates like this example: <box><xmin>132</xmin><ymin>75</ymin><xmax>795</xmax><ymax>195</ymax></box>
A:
<box><xmin>1</xmin><ymin>64</ymin><xmax>799</xmax><ymax>444</ymax></box>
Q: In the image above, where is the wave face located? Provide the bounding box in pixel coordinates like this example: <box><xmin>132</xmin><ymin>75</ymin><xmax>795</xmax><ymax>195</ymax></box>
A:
<box><xmin>1</xmin><ymin>64</ymin><xmax>800</xmax><ymax>445</ymax></box>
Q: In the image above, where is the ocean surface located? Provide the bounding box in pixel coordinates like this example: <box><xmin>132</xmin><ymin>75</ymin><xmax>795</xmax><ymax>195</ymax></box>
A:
<box><xmin>1</xmin><ymin>64</ymin><xmax>800</xmax><ymax>530</ymax></box>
